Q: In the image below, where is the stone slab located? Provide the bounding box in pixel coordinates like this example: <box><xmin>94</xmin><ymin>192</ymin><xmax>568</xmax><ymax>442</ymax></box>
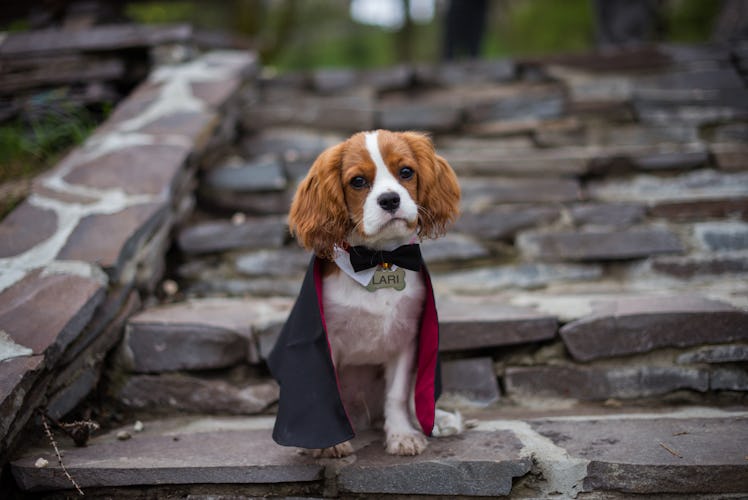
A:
<box><xmin>205</xmin><ymin>156</ymin><xmax>287</xmax><ymax>193</ymax></box>
<box><xmin>568</xmin><ymin>202</ymin><xmax>645</xmax><ymax>228</ymax></box>
<box><xmin>456</xmin><ymin>205</ymin><xmax>560</xmax><ymax>240</ymax></box>
<box><xmin>419</xmin><ymin>232</ymin><xmax>489</xmax><ymax>263</ymax></box>
<box><xmin>62</xmin><ymin>144</ymin><xmax>189</xmax><ymax>196</ymax></box>
<box><xmin>0</xmin><ymin>271</ymin><xmax>105</xmax><ymax>365</ymax></box>
<box><xmin>530</xmin><ymin>416</ymin><xmax>748</xmax><ymax>494</ymax></box>
<box><xmin>440</xmin><ymin>357</ymin><xmax>501</xmax><ymax>407</ymax></box>
<box><xmin>116</xmin><ymin>373</ymin><xmax>279</xmax><ymax>414</ymax></box>
<box><xmin>517</xmin><ymin>227</ymin><xmax>683</xmax><ymax>262</ymax></box>
<box><xmin>443</xmin><ymin>147</ymin><xmax>590</xmax><ymax>177</ymax></box>
<box><xmin>56</xmin><ymin>201</ymin><xmax>168</xmax><ymax>280</ymax></box>
<box><xmin>337</xmin><ymin>430</ymin><xmax>531</xmax><ymax>497</ymax></box>
<box><xmin>677</xmin><ymin>344</ymin><xmax>748</xmax><ymax>364</ymax></box>
<box><xmin>693</xmin><ymin>221</ymin><xmax>748</xmax><ymax>252</ymax></box>
<box><xmin>437</xmin><ymin>297</ymin><xmax>557</xmax><ymax>351</ymax></box>
<box><xmin>436</xmin><ymin>263</ymin><xmax>603</xmax><ymax>294</ymax></box>
<box><xmin>378</xmin><ymin>101</ymin><xmax>462</xmax><ymax>133</ymax></box>
<box><xmin>505</xmin><ymin>364</ymin><xmax>709</xmax><ymax>401</ymax></box>
<box><xmin>0</xmin><ymin>355</ymin><xmax>44</xmax><ymax>440</ymax></box>
<box><xmin>123</xmin><ymin>297</ymin><xmax>292</xmax><ymax>372</ymax></box>
<box><xmin>459</xmin><ymin>177</ymin><xmax>581</xmax><ymax>208</ymax></box>
<box><xmin>235</xmin><ymin>247</ymin><xmax>311</xmax><ymax>277</ymax></box>
<box><xmin>11</xmin><ymin>423</ymin><xmax>322</xmax><ymax>492</ymax></box>
<box><xmin>559</xmin><ymin>296</ymin><xmax>748</xmax><ymax>362</ymax></box>
<box><xmin>0</xmin><ymin>201</ymin><xmax>57</xmax><ymax>258</ymax></box>
<box><xmin>177</xmin><ymin>215</ymin><xmax>287</xmax><ymax>255</ymax></box>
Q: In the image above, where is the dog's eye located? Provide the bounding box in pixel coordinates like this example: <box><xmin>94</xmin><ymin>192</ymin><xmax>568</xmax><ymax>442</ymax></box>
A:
<box><xmin>350</xmin><ymin>176</ymin><xmax>368</xmax><ymax>189</ymax></box>
<box><xmin>399</xmin><ymin>166</ymin><xmax>414</xmax><ymax>180</ymax></box>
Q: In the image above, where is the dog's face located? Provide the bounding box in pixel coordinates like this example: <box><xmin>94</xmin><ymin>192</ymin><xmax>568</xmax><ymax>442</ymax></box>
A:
<box><xmin>289</xmin><ymin>130</ymin><xmax>460</xmax><ymax>258</ymax></box>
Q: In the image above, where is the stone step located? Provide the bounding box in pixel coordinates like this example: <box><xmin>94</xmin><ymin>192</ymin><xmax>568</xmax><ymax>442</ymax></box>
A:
<box><xmin>10</xmin><ymin>408</ymin><xmax>748</xmax><ymax>497</ymax></box>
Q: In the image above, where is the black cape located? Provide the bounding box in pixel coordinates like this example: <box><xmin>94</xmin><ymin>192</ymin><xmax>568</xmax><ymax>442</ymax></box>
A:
<box><xmin>268</xmin><ymin>255</ymin><xmax>442</xmax><ymax>449</ymax></box>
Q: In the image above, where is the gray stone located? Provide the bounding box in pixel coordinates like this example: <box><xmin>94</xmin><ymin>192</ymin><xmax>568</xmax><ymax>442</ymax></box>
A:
<box><xmin>568</xmin><ymin>202</ymin><xmax>645</xmax><ymax>228</ymax></box>
<box><xmin>361</xmin><ymin>64</ymin><xmax>413</xmax><ymax>91</ymax></box>
<box><xmin>588</xmin><ymin>170</ymin><xmax>748</xmax><ymax>205</ymax></box>
<box><xmin>442</xmin><ymin>146</ymin><xmax>590</xmax><ymax>176</ymax></box>
<box><xmin>45</xmin><ymin>364</ymin><xmax>100</xmax><ymax>420</ymax></box>
<box><xmin>198</xmin><ymin>186</ymin><xmax>291</xmax><ymax>215</ymax></box>
<box><xmin>517</xmin><ymin>227</ymin><xmax>683</xmax><ymax>262</ymax></box>
<box><xmin>0</xmin><ymin>356</ymin><xmax>44</xmax><ymax>441</ymax></box>
<box><xmin>437</xmin><ymin>297</ymin><xmax>557</xmax><ymax>351</ymax></box>
<box><xmin>116</xmin><ymin>373</ymin><xmax>279</xmax><ymax>414</ymax></box>
<box><xmin>415</xmin><ymin>59</ymin><xmax>515</xmax><ymax>86</ymax></box>
<box><xmin>378</xmin><ymin>101</ymin><xmax>462</xmax><ymax>132</ymax></box>
<box><xmin>123</xmin><ymin>297</ymin><xmax>292</xmax><ymax>371</ymax></box>
<box><xmin>436</xmin><ymin>263</ymin><xmax>603</xmax><ymax>294</ymax></box>
<box><xmin>465</xmin><ymin>85</ymin><xmax>565</xmax><ymax>123</ymax></box>
<box><xmin>693</xmin><ymin>221</ymin><xmax>748</xmax><ymax>252</ymax></box>
<box><xmin>419</xmin><ymin>233</ymin><xmax>489</xmax><ymax>263</ymax></box>
<box><xmin>459</xmin><ymin>177</ymin><xmax>581</xmax><ymax>208</ymax></box>
<box><xmin>630</xmin><ymin>148</ymin><xmax>709</xmax><ymax>171</ymax></box>
<box><xmin>710</xmin><ymin>367</ymin><xmax>748</xmax><ymax>391</ymax></box>
<box><xmin>337</xmin><ymin>430</ymin><xmax>531</xmax><ymax>497</ymax></box>
<box><xmin>235</xmin><ymin>247</ymin><xmax>311</xmax><ymax>277</ymax></box>
<box><xmin>505</xmin><ymin>364</ymin><xmax>709</xmax><ymax>400</ymax></box>
<box><xmin>530</xmin><ymin>416</ymin><xmax>748</xmax><ymax>494</ymax></box>
<box><xmin>241</xmin><ymin>128</ymin><xmax>343</xmax><ymax>160</ymax></box>
<box><xmin>440</xmin><ymin>357</ymin><xmax>500</xmax><ymax>407</ymax></box>
<box><xmin>205</xmin><ymin>156</ymin><xmax>287</xmax><ymax>193</ymax></box>
<box><xmin>0</xmin><ymin>270</ymin><xmax>106</xmax><ymax>365</ymax></box>
<box><xmin>178</xmin><ymin>215</ymin><xmax>287</xmax><ymax>255</ymax></box>
<box><xmin>677</xmin><ymin>344</ymin><xmax>748</xmax><ymax>364</ymax></box>
<box><xmin>312</xmin><ymin>68</ymin><xmax>357</xmax><ymax>93</ymax></box>
<box><xmin>559</xmin><ymin>296</ymin><xmax>748</xmax><ymax>362</ymax></box>
<box><xmin>634</xmin><ymin>88</ymin><xmax>748</xmax><ymax>126</ymax></box>
<box><xmin>11</xmin><ymin>420</ymin><xmax>322</xmax><ymax>491</ymax></box>
<box><xmin>456</xmin><ymin>205</ymin><xmax>560</xmax><ymax>240</ymax></box>
<box><xmin>649</xmin><ymin>197</ymin><xmax>748</xmax><ymax>222</ymax></box>
<box><xmin>713</xmin><ymin>122</ymin><xmax>748</xmax><ymax>142</ymax></box>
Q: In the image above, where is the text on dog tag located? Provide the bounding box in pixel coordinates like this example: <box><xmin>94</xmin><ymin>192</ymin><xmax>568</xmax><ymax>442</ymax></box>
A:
<box><xmin>366</xmin><ymin>266</ymin><xmax>406</xmax><ymax>292</ymax></box>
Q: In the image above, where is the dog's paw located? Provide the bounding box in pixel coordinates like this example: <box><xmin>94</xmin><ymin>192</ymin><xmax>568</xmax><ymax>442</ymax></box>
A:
<box><xmin>311</xmin><ymin>441</ymin><xmax>354</xmax><ymax>458</ymax></box>
<box><xmin>385</xmin><ymin>432</ymin><xmax>428</xmax><ymax>456</ymax></box>
<box><xmin>432</xmin><ymin>409</ymin><xmax>465</xmax><ymax>437</ymax></box>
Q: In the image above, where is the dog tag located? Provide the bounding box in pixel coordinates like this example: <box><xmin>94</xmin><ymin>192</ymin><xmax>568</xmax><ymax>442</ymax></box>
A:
<box><xmin>366</xmin><ymin>266</ymin><xmax>406</xmax><ymax>292</ymax></box>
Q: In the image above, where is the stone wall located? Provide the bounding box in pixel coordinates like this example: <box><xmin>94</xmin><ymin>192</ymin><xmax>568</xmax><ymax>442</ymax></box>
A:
<box><xmin>0</xmin><ymin>49</ymin><xmax>256</xmax><ymax>464</ymax></box>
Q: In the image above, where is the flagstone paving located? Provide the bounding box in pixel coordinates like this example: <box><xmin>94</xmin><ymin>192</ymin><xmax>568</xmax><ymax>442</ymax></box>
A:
<box><xmin>1</xmin><ymin>33</ymin><xmax>748</xmax><ymax>498</ymax></box>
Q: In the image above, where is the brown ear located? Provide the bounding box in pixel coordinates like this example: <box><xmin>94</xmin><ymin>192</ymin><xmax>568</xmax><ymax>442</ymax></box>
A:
<box><xmin>401</xmin><ymin>132</ymin><xmax>461</xmax><ymax>239</ymax></box>
<box><xmin>288</xmin><ymin>143</ymin><xmax>349</xmax><ymax>260</ymax></box>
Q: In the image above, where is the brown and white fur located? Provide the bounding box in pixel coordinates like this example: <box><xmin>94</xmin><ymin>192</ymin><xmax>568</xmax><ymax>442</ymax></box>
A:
<box><xmin>288</xmin><ymin>130</ymin><xmax>462</xmax><ymax>457</ymax></box>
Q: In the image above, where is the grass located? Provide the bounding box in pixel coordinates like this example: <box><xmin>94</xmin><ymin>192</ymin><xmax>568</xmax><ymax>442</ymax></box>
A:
<box><xmin>0</xmin><ymin>96</ymin><xmax>105</xmax><ymax>219</ymax></box>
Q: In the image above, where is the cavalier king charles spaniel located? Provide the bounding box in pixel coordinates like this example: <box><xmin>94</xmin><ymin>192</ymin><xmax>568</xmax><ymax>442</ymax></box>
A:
<box><xmin>279</xmin><ymin>130</ymin><xmax>462</xmax><ymax>457</ymax></box>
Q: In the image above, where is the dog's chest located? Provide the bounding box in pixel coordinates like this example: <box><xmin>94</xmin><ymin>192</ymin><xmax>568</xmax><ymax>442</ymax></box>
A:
<box><xmin>323</xmin><ymin>268</ymin><xmax>426</xmax><ymax>366</ymax></box>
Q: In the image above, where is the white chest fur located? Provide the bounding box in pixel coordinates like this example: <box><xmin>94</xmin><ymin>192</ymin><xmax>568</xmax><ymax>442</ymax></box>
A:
<box><xmin>323</xmin><ymin>268</ymin><xmax>426</xmax><ymax>367</ymax></box>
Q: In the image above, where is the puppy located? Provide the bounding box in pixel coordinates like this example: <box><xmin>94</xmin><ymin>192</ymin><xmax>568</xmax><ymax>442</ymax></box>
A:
<box><xmin>269</xmin><ymin>130</ymin><xmax>461</xmax><ymax>458</ymax></box>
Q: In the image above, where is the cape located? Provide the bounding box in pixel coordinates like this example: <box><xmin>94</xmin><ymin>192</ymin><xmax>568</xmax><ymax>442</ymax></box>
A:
<box><xmin>268</xmin><ymin>254</ymin><xmax>442</xmax><ymax>449</ymax></box>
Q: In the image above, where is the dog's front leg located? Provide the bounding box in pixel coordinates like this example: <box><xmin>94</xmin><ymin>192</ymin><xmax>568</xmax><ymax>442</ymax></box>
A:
<box><xmin>383</xmin><ymin>339</ymin><xmax>428</xmax><ymax>456</ymax></box>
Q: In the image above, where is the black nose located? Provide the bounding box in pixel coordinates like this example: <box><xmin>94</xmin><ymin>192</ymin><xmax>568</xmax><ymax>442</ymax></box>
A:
<box><xmin>377</xmin><ymin>192</ymin><xmax>400</xmax><ymax>212</ymax></box>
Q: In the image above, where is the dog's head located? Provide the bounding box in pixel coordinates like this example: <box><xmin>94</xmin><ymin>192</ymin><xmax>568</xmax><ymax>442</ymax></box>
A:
<box><xmin>288</xmin><ymin>130</ymin><xmax>460</xmax><ymax>259</ymax></box>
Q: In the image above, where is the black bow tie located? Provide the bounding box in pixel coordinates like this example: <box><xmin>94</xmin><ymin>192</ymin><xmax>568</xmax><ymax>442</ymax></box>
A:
<box><xmin>348</xmin><ymin>244</ymin><xmax>423</xmax><ymax>272</ymax></box>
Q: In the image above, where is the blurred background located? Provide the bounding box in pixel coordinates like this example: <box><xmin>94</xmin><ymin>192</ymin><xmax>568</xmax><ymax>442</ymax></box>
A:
<box><xmin>0</xmin><ymin>0</ymin><xmax>732</xmax><ymax>71</ymax></box>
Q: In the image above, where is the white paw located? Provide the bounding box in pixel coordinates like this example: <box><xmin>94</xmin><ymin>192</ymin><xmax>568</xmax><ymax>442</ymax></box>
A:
<box><xmin>432</xmin><ymin>409</ymin><xmax>465</xmax><ymax>437</ymax></box>
<box><xmin>385</xmin><ymin>432</ymin><xmax>428</xmax><ymax>456</ymax></box>
<box><xmin>311</xmin><ymin>441</ymin><xmax>354</xmax><ymax>458</ymax></box>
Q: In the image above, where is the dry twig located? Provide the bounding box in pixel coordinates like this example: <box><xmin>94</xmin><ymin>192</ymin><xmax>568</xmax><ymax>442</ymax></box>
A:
<box><xmin>40</xmin><ymin>413</ymin><xmax>84</xmax><ymax>496</ymax></box>
<box><xmin>658</xmin><ymin>441</ymin><xmax>683</xmax><ymax>459</ymax></box>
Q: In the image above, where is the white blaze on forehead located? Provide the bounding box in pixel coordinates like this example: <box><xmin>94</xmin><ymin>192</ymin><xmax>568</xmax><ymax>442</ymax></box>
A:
<box><xmin>359</xmin><ymin>131</ymin><xmax>419</xmax><ymax>241</ymax></box>
<box><xmin>365</xmin><ymin>131</ymin><xmax>388</xmax><ymax>176</ymax></box>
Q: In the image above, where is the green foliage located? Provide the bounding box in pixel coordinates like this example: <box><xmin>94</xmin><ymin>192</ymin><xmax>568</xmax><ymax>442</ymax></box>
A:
<box><xmin>484</xmin><ymin>0</ymin><xmax>595</xmax><ymax>57</ymax></box>
<box><xmin>0</xmin><ymin>99</ymin><xmax>102</xmax><ymax>183</ymax></box>
<box><xmin>664</xmin><ymin>0</ymin><xmax>722</xmax><ymax>42</ymax></box>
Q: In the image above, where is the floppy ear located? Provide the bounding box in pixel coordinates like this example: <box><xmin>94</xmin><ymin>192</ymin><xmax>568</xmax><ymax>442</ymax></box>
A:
<box><xmin>401</xmin><ymin>132</ymin><xmax>461</xmax><ymax>239</ymax></box>
<box><xmin>288</xmin><ymin>143</ymin><xmax>349</xmax><ymax>260</ymax></box>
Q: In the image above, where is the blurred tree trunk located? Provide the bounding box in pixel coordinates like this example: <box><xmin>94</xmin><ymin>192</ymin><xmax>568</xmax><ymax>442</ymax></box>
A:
<box><xmin>397</xmin><ymin>0</ymin><xmax>414</xmax><ymax>63</ymax></box>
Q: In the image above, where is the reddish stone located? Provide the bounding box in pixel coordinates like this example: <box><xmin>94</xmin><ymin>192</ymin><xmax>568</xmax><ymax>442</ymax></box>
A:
<box><xmin>0</xmin><ymin>201</ymin><xmax>57</xmax><ymax>258</ymax></box>
<box><xmin>0</xmin><ymin>271</ymin><xmax>105</xmax><ymax>364</ymax></box>
<box><xmin>57</xmin><ymin>202</ymin><xmax>167</xmax><ymax>278</ymax></box>
<box><xmin>63</xmin><ymin>144</ymin><xmax>190</xmax><ymax>196</ymax></box>
<box><xmin>649</xmin><ymin>198</ymin><xmax>748</xmax><ymax>221</ymax></box>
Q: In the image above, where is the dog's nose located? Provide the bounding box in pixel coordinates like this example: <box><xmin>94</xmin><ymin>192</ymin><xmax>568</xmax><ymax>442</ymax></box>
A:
<box><xmin>377</xmin><ymin>192</ymin><xmax>400</xmax><ymax>212</ymax></box>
